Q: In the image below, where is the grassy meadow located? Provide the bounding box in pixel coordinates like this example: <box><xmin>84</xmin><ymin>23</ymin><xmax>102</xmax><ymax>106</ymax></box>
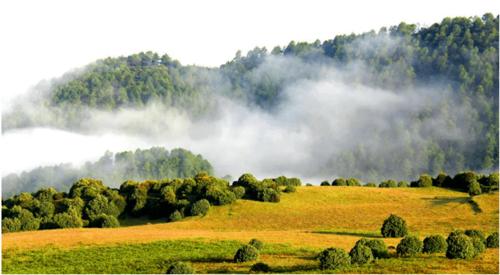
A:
<box><xmin>3</xmin><ymin>186</ymin><xmax>499</xmax><ymax>273</ymax></box>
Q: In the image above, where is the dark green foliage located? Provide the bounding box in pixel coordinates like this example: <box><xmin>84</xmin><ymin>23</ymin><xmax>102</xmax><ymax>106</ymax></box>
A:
<box><xmin>305</xmin><ymin>183</ymin><xmax>313</xmax><ymax>186</ymax></box>
<box><xmin>451</xmin><ymin>171</ymin><xmax>478</xmax><ymax>191</ymax></box>
<box><xmin>464</xmin><ymin>229</ymin><xmax>486</xmax><ymax>244</ymax></box>
<box><xmin>318</xmin><ymin>248</ymin><xmax>351</xmax><ymax>270</ymax></box>
<box><xmin>250</xmin><ymin>262</ymin><xmax>270</xmax><ymax>273</ymax></box>
<box><xmin>423</xmin><ymin>235</ymin><xmax>447</xmax><ymax>253</ymax></box>
<box><xmin>234</xmin><ymin>245</ymin><xmax>259</xmax><ymax>263</ymax></box>
<box><xmin>470</xmin><ymin>236</ymin><xmax>486</xmax><ymax>256</ymax></box>
<box><xmin>166</xmin><ymin>261</ymin><xmax>195</xmax><ymax>274</ymax></box>
<box><xmin>486</xmin><ymin>232</ymin><xmax>499</xmax><ymax>248</ymax></box>
<box><xmin>355</xmin><ymin>238</ymin><xmax>389</xmax><ymax>259</ymax></box>
<box><xmin>5</xmin><ymin>206</ymin><xmax>40</xmax><ymax>231</ymax></box>
<box><xmin>381</xmin><ymin>214</ymin><xmax>408</xmax><ymax>237</ymax></box>
<box><xmin>320</xmin><ymin>181</ymin><xmax>331</xmax><ymax>186</ymax></box>
<box><xmin>349</xmin><ymin>243</ymin><xmax>373</xmax><ymax>265</ymax></box>
<box><xmin>468</xmin><ymin>181</ymin><xmax>482</xmax><ymax>196</ymax></box>
<box><xmin>91</xmin><ymin>214</ymin><xmax>120</xmax><ymax>228</ymax></box>
<box><xmin>365</xmin><ymin>183</ymin><xmax>377</xmax><ymax>187</ymax></box>
<box><xmin>168</xmin><ymin>210</ymin><xmax>183</xmax><ymax>222</ymax></box>
<box><xmin>433</xmin><ymin>173</ymin><xmax>452</xmax><ymax>187</ymax></box>
<box><xmin>379</xmin><ymin>180</ymin><xmax>397</xmax><ymax>188</ymax></box>
<box><xmin>249</xmin><ymin>239</ymin><xmax>264</xmax><ymax>250</ymax></box>
<box><xmin>283</xmin><ymin>185</ymin><xmax>296</xmax><ymax>193</ymax></box>
<box><xmin>446</xmin><ymin>231</ymin><xmax>476</xmax><ymax>259</ymax></box>
<box><xmin>332</xmin><ymin>178</ymin><xmax>346</xmax><ymax>186</ymax></box>
<box><xmin>396</xmin><ymin>236</ymin><xmax>423</xmax><ymax>257</ymax></box>
<box><xmin>190</xmin><ymin>199</ymin><xmax>210</xmax><ymax>216</ymax></box>
<box><xmin>233</xmin><ymin>174</ymin><xmax>281</xmax><ymax>202</ymax></box>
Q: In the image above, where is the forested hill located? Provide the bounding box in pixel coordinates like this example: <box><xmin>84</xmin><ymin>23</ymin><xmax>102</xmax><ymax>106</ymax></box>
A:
<box><xmin>2</xmin><ymin>147</ymin><xmax>213</xmax><ymax>198</ymax></box>
<box><xmin>2</xmin><ymin>13</ymin><xmax>498</xmax><ymax>181</ymax></box>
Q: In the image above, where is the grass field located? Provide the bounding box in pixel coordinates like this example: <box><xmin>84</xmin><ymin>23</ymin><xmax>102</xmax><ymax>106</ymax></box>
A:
<box><xmin>3</xmin><ymin>187</ymin><xmax>499</xmax><ymax>273</ymax></box>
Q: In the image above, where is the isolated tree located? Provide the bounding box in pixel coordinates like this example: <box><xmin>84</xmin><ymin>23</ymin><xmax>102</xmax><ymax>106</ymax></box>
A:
<box><xmin>381</xmin><ymin>214</ymin><xmax>408</xmax><ymax>237</ymax></box>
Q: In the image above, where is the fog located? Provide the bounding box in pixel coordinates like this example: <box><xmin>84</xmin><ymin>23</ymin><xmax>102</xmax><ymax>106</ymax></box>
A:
<box><xmin>1</xmin><ymin>54</ymin><xmax>474</xmax><ymax>183</ymax></box>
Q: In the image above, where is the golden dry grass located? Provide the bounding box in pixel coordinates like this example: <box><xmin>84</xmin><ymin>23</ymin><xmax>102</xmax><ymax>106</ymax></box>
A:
<box><xmin>3</xmin><ymin>187</ymin><xmax>498</xmax><ymax>253</ymax></box>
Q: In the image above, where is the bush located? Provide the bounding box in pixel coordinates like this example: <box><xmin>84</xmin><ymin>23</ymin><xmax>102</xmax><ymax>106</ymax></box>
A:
<box><xmin>320</xmin><ymin>181</ymin><xmax>331</xmax><ymax>186</ymax></box>
<box><xmin>380</xmin><ymin>180</ymin><xmax>397</xmax><ymax>188</ymax></box>
<box><xmin>190</xmin><ymin>199</ymin><xmax>210</xmax><ymax>216</ymax></box>
<box><xmin>468</xmin><ymin>181</ymin><xmax>482</xmax><ymax>196</ymax></box>
<box><xmin>283</xmin><ymin>185</ymin><xmax>296</xmax><ymax>193</ymax></box>
<box><xmin>92</xmin><ymin>214</ymin><xmax>120</xmax><ymax>228</ymax></box>
<box><xmin>355</xmin><ymin>238</ymin><xmax>389</xmax><ymax>259</ymax></box>
<box><xmin>464</xmin><ymin>229</ymin><xmax>486</xmax><ymax>244</ymax></box>
<box><xmin>250</xmin><ymin>262</ymin><xmax>270</xmax><ymax>273</ymax></box>
<box><xmin>249</xmin><ymin>238</ymin><xmax>264</xmax><ymax>250</ymax></box>
<box><xmin>416</xmin><ymin>174</ymin><xmax>433</xmax><ymax>187</ymax></box>
<box><xmin>234</xmin><ymin>244</ymin><xmax>259</xmax><ymax>263</ymax></box>
<box><xmin>332</xmin><ymin>178</ymin><xmax>346</xmax><ymax>186</ymax></box>
<box><xmin>381</xmin><ymin>214</ymin><xmax>408</xmax><ymax>237</ymax></box>
<box><xmin>470</xmin><ymin>236</ymin><xmax>486</xmax><ymax>257</ymax></box>
<box><xmin>318</xmin><ymin>247</ymin><xmax>351</xmax><ymax>270</ymax></box>
<box><xmin>347</xmin><ymin>178</ymin><xmax>361</xmax><ymax>186</ymax></box>
<box><xmin>486</xmin><ymin>232</ymin><xmax>499</xmax><ymax>248</ymax></box>
<box><xmin>258</xmin><ymin>188</ymin><xmax>280</xmax><ymax>202</ymax></box>
<box><xmin>305</xmin><ymin>183</ymin><xmax>313</xmax><ymax>186</ymax></box>
<box><xmin>396</xmin><ymin>236</ymin><xmax>423</xmax><ymax>257</ymax></box>
<box><xmin>365</xmin><ymin>183</ymin><xmax>377</xmax><ymax>187</ymax></box>
<box><xmin>349</xmin><ymin>243</ymin><xmax>373</xmax><ymax>264</ymax></box>
<box><xmin>2</xmin><ymin>217</ymin><xmax>21</xmax><ymax>232</ymax></box>
<box><xmin>169</xmin><ymin>210</ymin><xmax>183</xmax><ymax>222</ymax></box>
<box><xmin>166</xmin><ymin>261</ymin><xmax>195</xmax><ymax>274</ymax></box>
<box><xmin>446</xmin><ymin>231</ymin><xmax>475</xmax><ymax>259</ymax></box>
<box><xmin>53</xmin><ymin>211</ymin><xmax>84</xmax><ymax>228</ymax></box>
<box><xmin>423</xmin><ymin>235</ymin><xmax>447</xmax><ymax>253</ymax></box>
<box><xmin>232</xmin><ymin>186</ymin><xmax>246</xmax><ymax>199</ymax></box>
<box><xmin>433</xmin><ymin>173</ymin><xmax>452</xmax><ymax>187</ymax></box>
<box><xmin>398</xmin><ymin>181</ymin><xmax>409</xmax><ymax>187</ymax></box>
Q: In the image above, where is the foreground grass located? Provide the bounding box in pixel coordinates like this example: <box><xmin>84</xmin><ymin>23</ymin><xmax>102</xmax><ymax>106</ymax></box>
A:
<box><xmin>3</xmin><ymin>239</ymin><xmax>498</xmax><ymax>274</ymax></box>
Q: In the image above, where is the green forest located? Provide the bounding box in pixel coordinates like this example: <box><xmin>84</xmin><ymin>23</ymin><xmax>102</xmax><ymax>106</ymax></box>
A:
<box><xmin>2</xmin><ymin>13</ymin><xmax>499</xmax><ymax>182</ymax></box>
<box><xmin>2</xmin><ymin>147</ymin><xmax>212</xmax><ymax>198</ymax></box>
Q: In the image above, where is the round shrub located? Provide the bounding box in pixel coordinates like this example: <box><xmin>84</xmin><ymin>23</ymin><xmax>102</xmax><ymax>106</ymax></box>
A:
<box><xmin>190</xmin><ymin>199</ymin><xmax>210</xmax><ymax>216</ymax></box>
<box><xmin>416</xmin><ymin>174</ymin><xmax>433</xmax><ymax>187</ymax></box>
<box><xmin>232</xmin><ymin>186</ymin><xmax>246</xmax><ymax>199</ymax></box>
<box><xmin>446</xmin><ymin>231</ymin><xmax>475</xmax><ymax>259</ymax></box>
<box><xmin>380</xmin><ymin>180</ymin><xmax>397</xmax><ymax>188</ymax></box>
<box><xmin>259</xmin><ymin>188</ymin><xmax>280</xmax><ymax>202</ymax></box>
<box><xmin>318</xmin><ymin>247</ymin><xmax>351</xmax><ymax>270</ymax></box>
<box><xmin>306</xmin><ymin>183</ymin><xmax>313</xmax><ymax>186</ymax></box>
<box><xmin>381</xmin><ymin>214</ymin><xmax>408</xmax><ymax>237</ymax></box>
<box><xmin>398</xmin><ymin>181</ymin><xmax>409</xmax><ymax>187</ymax></box>
<box><xmin>169</xmin><ymin>210</ymin><xmax>183</xmax><ymax>222</ymax></box>
<box><xmin>249</xmin><ymin>238</ymin><xmax>264</xmax><ymax>250</ymax></box>
<box><xmin>250</xmin><ymin>262</ymin><xmax>270</xmax><ymax>273</ymax></box>
<box><xmin>464</xmin><ymin>229</ymin><xmax>486</xmax><ymax>244</ymax></box>
<box><xmin>320</xmin><ymin>181</ymin><xmax>331</xmax><ymax>186</ymax></box>
<box><xmin>166</xmin><ymin>261</ymin><xmax>195</xmax><ymax>274</ymax></box>
<box><xmin>468</xmin><ymin>181</ymin><xmax>482</xmax><ymax>196</ymax></box>
<box><xmin>470</xmin><ymin>236</ymin><xmax>486</xmax><ymax>257</ymax></box>
<box><xmin>355</xmin><ymin>238</ymin><xmax>389</xmax><ymax>259</ymax></box>
<box><xmin>92</xmin><ymin>214</ymin><xmax>120</xmax><ymax>228</ymax></box>
<box><xmin>234</xmin><ymin>244</ymin><xmax>259</xmax><ymax>263</ymax></box>
<box><xmin>349</xmin><ymin>243</ymin><xmax>373</xmax><ymax>265</ymax></box>
<box><xmin>486</xmin><ymin>232</ymin><xmax>499</xmax><ymax>248</ymax></box>
<box><xmin>332</xmin><ymin>178</ymin><xmax>346</xmax><ymax>186</ymax></box>
<box><xmin>423</xmin><ymin>235</ymin><xmax>447</xmax><ymax>253</ymax></box>
<box><xmin>283</xmin><ymin>185</ymin><xmax>296</xmax><ymax>193</ymax></box>
<box><xmin>53</xmin><ymin>211</ymin><xmax>84</xmax><ymax>228</ymax></box>
<box><xmin>2</xmin><ymin>217</ymin><xmax>21</xmax><ymax>232</ymax></box>
<box><xmin>347</xmin><ymin>178</ymin><xmax>361</xmax><ymax>186</ymax></box>
<box><xmin>397</xmin><ymin>236</ymin><xmax>423</xmax><ymax>257</ymax></box>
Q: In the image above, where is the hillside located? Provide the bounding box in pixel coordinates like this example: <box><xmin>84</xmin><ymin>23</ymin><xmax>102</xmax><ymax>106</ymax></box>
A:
<box><xmin>3</xmin><ymin>186</ymin><xmax>498</xmax><ymax>273</ymax></box>
<box><xmin>4</xmin><ymin>186</ymin><xmax>498</xmax><ymax>250</ymax></box>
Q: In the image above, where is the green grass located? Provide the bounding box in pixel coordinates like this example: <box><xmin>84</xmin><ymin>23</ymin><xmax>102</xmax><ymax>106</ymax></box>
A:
<box><xmin>3</xmin><ymin>239</ymin><xmax>498</xmax><ymax>274</ymax></box>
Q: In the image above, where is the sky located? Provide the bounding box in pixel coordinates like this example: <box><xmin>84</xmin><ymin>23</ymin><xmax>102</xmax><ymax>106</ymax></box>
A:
<box><xmin>0</xmin><ymin>0</ymin><xmax>497</xmax><ymax>110</ymax></box>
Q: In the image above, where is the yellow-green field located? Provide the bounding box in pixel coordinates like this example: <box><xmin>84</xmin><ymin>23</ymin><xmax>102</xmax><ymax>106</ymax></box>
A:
<box><xmin>3</xmin><ymin>187</ymin><xmax>499</xmax><ymax>273</ymax></box>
